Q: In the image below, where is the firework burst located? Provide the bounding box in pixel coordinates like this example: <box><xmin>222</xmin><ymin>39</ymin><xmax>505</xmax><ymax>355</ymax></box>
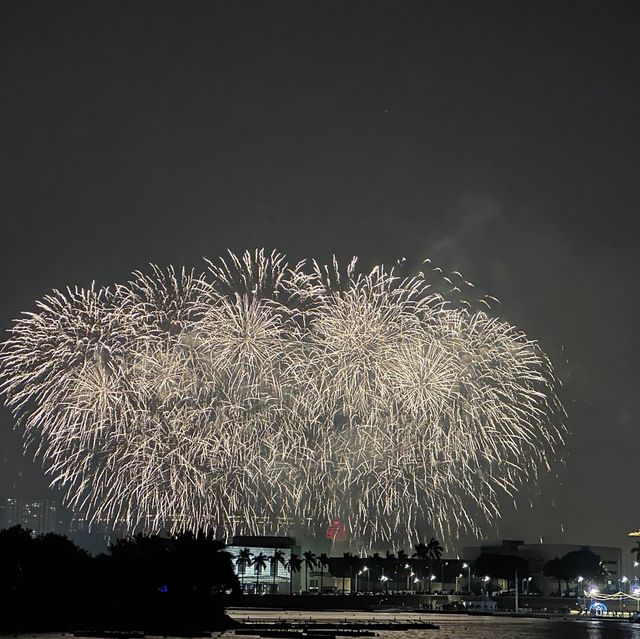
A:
<box><xmin>0</xmin><ymin>250</ymin><xmax>564</xmax><ymax>542</ymax></box>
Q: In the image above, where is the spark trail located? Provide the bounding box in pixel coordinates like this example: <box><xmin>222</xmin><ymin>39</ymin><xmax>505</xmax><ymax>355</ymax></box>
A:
<box><xmin>0</xmin><ymin>250</ymin><xmax>564</xmax><ymax>542</ymax></box>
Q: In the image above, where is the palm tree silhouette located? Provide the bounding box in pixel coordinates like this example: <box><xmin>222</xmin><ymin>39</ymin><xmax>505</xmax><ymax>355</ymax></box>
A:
<box><xmin>397</xmin><ymin>549</ymin><xmax>409</xmax><ymax>591</ymax></box>
<box><xmin>318</xmin><ymin>553</ymin><xmax>330</xmax><ymax>594</ymax></box>
<box><xmin>385</xmin><ymin>550</ymin><xmax>396</xmax><ymax>592</ymax></box>
<box><xmin>270</xmin><ymin>549</ymin><xmax>286</xmax><ymax>594</ymax></box>
<box><xmin>253</xmin><ymin>552</ymin><xmax>268</xmax><ymax>593</ymax></box>
<box><xmin>427</xmin><ymin>537</ymin><xmax>443</xmax><ymax>592</ymax></box>
<box><xmin>417</xmin><ymin>537</ymin><xmax>444</xmax><ymax>593</ymax></box>
<box><xmin>426</xmin><ymin>537</ymin><xmax>444</xmax><ymax>561</ymax></box>
<box><xmin>371</xmin><ymin>552</ymin><xmax>384</xmax><ymax>593</ymax></box>
<box><xmin>342</xmin><ymin>552</ymin><xmax>354</xmax><ymax>594</ymax></box>
<box><xmin>413</xmin><ymin>542</ymin><xmax>428</xmax><ymax>592</ymax></box>
<box><xmin>236</xmin><ymin>548</ymin><xmax>253</xmax><ymax>591</ymax></box>
<box><xmin>285</xmin><ymin>553</ymin><xmax>302</xmax><ymax>595</ymax></box>
<box><xmin>303</xmin><ymin>550</ymin><xmax>317</xmax><ymax>593</ymax></box>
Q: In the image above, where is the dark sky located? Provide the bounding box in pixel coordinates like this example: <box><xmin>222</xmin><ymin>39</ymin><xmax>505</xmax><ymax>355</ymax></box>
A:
<box><xmin>1</xmin><ymin>1</ymin><xmax>639</xmax><ymax>558</ymax></box>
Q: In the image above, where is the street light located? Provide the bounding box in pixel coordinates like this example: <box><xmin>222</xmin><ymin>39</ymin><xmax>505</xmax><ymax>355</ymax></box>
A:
<box><xmin>483</xmin><ymin>575</ymin><xmax>490</xmax><ymax>596</ymax></box>
<box><xmin>589</xmin><ymin>587</ymin><xmax>599</xmax><ymax>614</ymax></box>
<box><xmin>441</xmin><ymin>560</ymin><xmax>448</xmax><ymax>588</ymax></box>
<box><xmin>404</xmin><ymin>564</ymin><xmax>411</xmax><ymax>591</ymax></box>
<box><xmin>462</xmin><ymin>562</ymin><xmax>471</xmax><ymax>593</ymax></box>
<box><xmin>576</xmin><ymin>576</ymin><xmax>584</xmax><ymax>613</ymax></box>
<box><xmin>634</xmin><ymin>587</ymin><xmax>640</xmax><ymax>612</ymax></box>
<box><xmin>356</xmin><ymin>566</ymin><xmax>368</xmax><ymax>593</ymax></box>
<box><xmin>620</xmin><ymin>576</ymin><xmax>629</xmax><ymax>613</ymax></box>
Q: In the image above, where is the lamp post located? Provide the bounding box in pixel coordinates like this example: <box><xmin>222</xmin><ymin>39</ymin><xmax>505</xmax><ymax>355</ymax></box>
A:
<box><xmin>462</xmin><ymin>563</ymin><xmax>471</xmax><ymax>593</ymax></box>
<box><xmin>456</xmin><ymin>573</ymin><xmax>463</xmax><ymax>593</ymax></box>
<box><xmin>621</xmin><ymin>576</ymin><xmax>628</xmax><ymax>615</ymax></box>
<box><xmin>589</xmin><ymin>587</ymin><xmax>599</xmax><ymax>615</ymax></box>
<box><xmin>483</xmin><ymin>576</ymin><xmax>490</xmax><ymax>596</ymax></box>
<box><xmin>428</xmin><ymin>574</ymin><xmax>436</xmax><ymax>606</ymax></box>
<box><xmin>441</xmin><ymin>561</ymin><xmax>448</xmax><ymax>590</ymax></box>
<box><xmin>357</xmin><ymin>567</ymin><xmax>368</xmax><ymax>593</ymax></box>
<box><xmin>634</xmin><ymin>587</ymin><xmax>640</xmax><ymax>613</ymax></box>
<box><xmin>577</xmin><ymin>576</ymin><xmax>584</xmax><ymax>613</ymax></box>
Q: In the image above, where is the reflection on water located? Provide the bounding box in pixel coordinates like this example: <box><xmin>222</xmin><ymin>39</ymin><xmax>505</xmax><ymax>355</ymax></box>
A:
<box><xmin>226</xmin><ymin>609</ymin><xmax>640</xmax><ymax>639</ymax></box>
<box><xmin>9</xmin><ymin>612</ymin><xmax>640</xmax><ymax>639</ymax></box>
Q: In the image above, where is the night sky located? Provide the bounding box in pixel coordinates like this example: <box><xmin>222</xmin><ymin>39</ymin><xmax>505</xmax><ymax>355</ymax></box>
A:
<box><xmin>1</xmin><ymin>1</ymin><xmax>639</xmax><ymax>556</ymax></box>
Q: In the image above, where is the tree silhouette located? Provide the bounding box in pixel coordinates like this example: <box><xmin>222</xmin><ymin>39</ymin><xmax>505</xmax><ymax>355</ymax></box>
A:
<box><xmin>171</xmin><ymin>530</ymin><xmax>235</xmax><ymax>596</ymax></box>
<box><xmin>0</xmin><ymin>526</ymin><xmax>238</xmax><ymax>630</ymax></box>
<box><xmin>412</xmin><ymin>543</ymin><xmax>428</xmax><ymax>592</ymax></box>
<box><xmin>426</xmin><ymin>538</ymin><xmax>443</xmax><ymax>561</ymax></box>
<box><xmin>543</xmin><ymin>547</ymin><xmax>604</xmax><ymax>595</ymax></box>
<box><xmin>543</xmin><ymin>556</ymin><xmax>565</xmax><ymax>595</ymax></box>
<box><xmin>302</xmin><ymin>550</ymin><xmax>317</xmax><ymax>593</ymax></box>
<box><xmin>270</xmin><ymin>549</ymin><xmax>286</xmax><ymax>594</ymax></box>
<box><xmin>236</xmin><ymin>547</ymin><xmax>253</xmax><ymax>591</ymax></box>
<box><xmin>318</xmin><ymin>553</ymin><xmax>330</xmax><ymax>594</ymax></box>
<box><xmin>252</xmin><ymin>552</ymin><xmax>268</xmax><ymax>593</ymax></box>
<box><xmin>107</xmin><ymin>530</ymin><xmax>239</xmax><ymax>599</ymax></box>
<box><xmin>385</xmin><ymin>550</ymin><xmax>396</xmax><ymax>590</ymax></box>
<box><xmin>397</xmin><ymin>549</ymin><xmax>409</xmax><ymax>591</ymax></box>
<box><xmin>371</xmin><ymin>552</ymin><xmax>384</xmax><ymax>592</ymax></box>
<box><xmin>285</xmin><ymin>553</ymin><xmax>302</xmax><ymax>595</ymax></box>
<box><xmin>342</xmin><ymin>552</ymin><xmax>355</xmax><ymax>594</ymax></box>
<box><xmin>426</xmin><ymin>538</ymin><xmax>444</xmax><ymax>593</ymax></box>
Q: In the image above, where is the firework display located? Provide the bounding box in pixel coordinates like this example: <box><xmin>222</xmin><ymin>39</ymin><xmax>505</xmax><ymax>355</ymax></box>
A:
<box><xmin>0</xmin><ymin>250</ymin><xmax>564</xmax><ymax>542</ymax></box>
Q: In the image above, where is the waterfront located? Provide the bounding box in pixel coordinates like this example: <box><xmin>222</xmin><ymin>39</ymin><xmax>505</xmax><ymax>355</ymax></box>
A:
<box><xmin>226</xmin><ymin>609</ymin><xmax>640</xmax><ymax>639</ymax></box>
<box><xmin>7</xmin><ymin>612</ymin><xmax>640</xmax><ymax>639</ymax></box>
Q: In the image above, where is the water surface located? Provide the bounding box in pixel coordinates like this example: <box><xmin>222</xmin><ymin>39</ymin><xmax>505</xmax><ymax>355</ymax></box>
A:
<box><xmin>227</xmin><ymin>608</ymin><xmax>640</xmax><ymax>639</ymax></box>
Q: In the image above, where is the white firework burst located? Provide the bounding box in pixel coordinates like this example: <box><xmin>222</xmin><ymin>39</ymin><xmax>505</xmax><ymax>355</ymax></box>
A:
<box><xmin>0</xmin><ymin>250</ymin><xmax>564</xmax><ymax>543</ymax></box>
